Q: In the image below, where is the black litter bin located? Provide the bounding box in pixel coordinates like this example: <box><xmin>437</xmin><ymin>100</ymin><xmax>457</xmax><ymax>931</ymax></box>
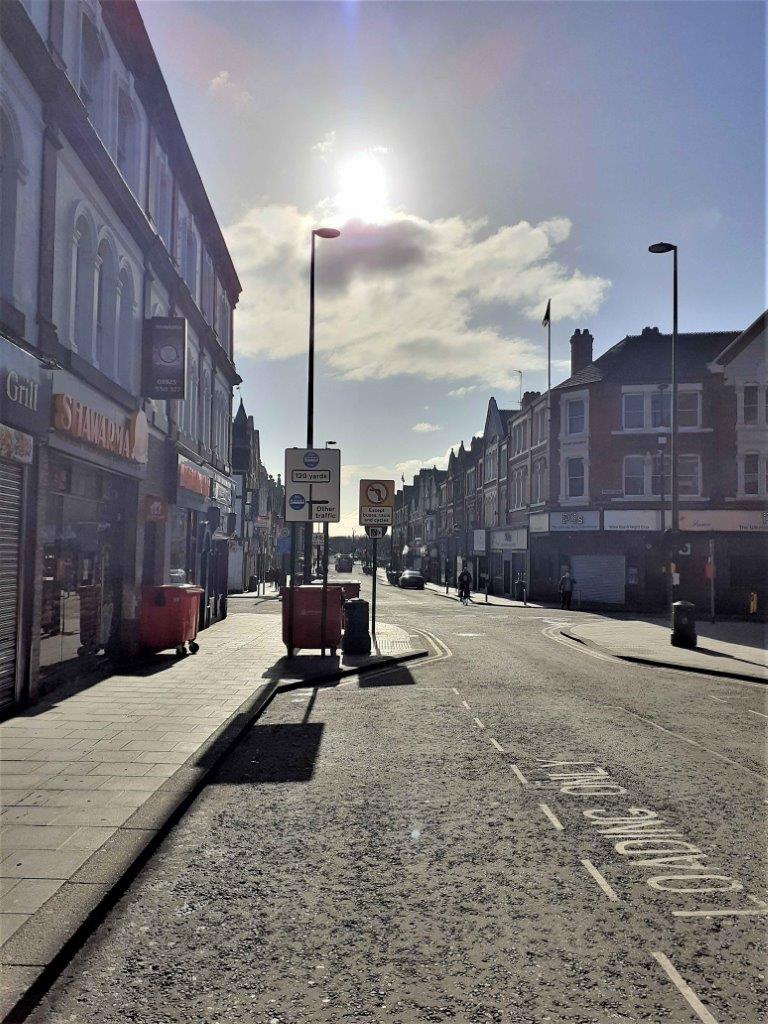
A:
<box><xmin>343</xmin><ymin>598</ymin><xmax>371</xmax><ymax>655</ymax></box>
<box><xmin>671</xmin><ymin>601</ymin><xmax>697</xmax><ymax>648</ymax></box>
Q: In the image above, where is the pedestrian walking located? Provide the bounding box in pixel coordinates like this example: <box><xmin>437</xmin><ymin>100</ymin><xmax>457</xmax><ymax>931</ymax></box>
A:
<box><xmin>558</xmin><ymin>568</ymin><xmax>576</xmax><ymax>610</ymax></box>
<box><xmin>457</xmin><ymin>565</ymin><xmax>472</xmax><ymax>605</ymax></box>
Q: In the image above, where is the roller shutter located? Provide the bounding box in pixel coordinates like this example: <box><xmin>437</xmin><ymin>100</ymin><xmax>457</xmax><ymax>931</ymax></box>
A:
<box><xmin>0</xmin><ymin>459</ymin><xmax>22</xmax><ymax>713</ymax></box>
<box><xmin>571</xmin><ymin>554</ymin><xmax>626</xmax><ymax>606</ymax></box>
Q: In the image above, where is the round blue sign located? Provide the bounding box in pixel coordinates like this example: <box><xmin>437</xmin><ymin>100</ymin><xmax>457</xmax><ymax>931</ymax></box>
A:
<box><xmin>288</xmin><ymin>493</ymin><xmax>306</xmax><ymax>511</ymax></box>
<box><xmin>303</xmin><ymin>450</ymin><xmax>320</xmax><ymax>468</ymax></box>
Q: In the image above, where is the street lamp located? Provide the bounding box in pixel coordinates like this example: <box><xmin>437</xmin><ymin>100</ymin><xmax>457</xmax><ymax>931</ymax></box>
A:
<box><xmin>304</xmin><ymin>227</ymin><xmax>341</xmax><ymax>582</ymax></box>
<box><xmin>648</xmin><ymin>241</ymin><xmax>678</xmax><ymax>602</ymax></box>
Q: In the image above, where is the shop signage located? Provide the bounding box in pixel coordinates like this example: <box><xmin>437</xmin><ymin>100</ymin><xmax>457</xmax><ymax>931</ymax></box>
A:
<box><xmin>144</xmin><ymin>494</ymin><xmax>167</xmax><ymax>522</ymax></box>
<box><xmin>549</xmin><ymin>510</ymin><xmax>600</xmax><ymax>531</ymax></box>
<box><xmin>472</xmin><ymin>529</ymin><xmax>487</xmax><ymax>554</ymax></box>
<box><xmin>529</xmin><ymin>512</ymin><xmax>549</xmax><ymax>534</ymax></box>
<box><xmin>52</xmin><ymin>393</ymin><xmax>148</xmax><ymax>463</ymax></box>
<box><xmin>680</xmin><ymin>510</ymin><xmax>768</xmax><ymax>533</ymax></box>
<box><xmin>604</xmin><ymin>510</ymin><xmax>661</xmax><ymax>532</ymax></box>
<box><xmin>1</xmin><ymin>338</ymin><xmax>51</xmax><ymax>434</ymax></box>
<box><xmin>490</xmin><ymin>527</ymin><xmax>527</xmax><ymax>551</ymax></box>
<box><xmin>0</xmin><ymin>422</ymin><xmax>33</xmax><ymax>464</ymax></box>
<box><xmin>142</xmin><ymin>317</ymin><xmax>187</xmax><ymax>399</ymax></box>
<box><xmin>178</xmin><ymin>455</ymin><xmax>211</xmax><ymax>497</ymax></box>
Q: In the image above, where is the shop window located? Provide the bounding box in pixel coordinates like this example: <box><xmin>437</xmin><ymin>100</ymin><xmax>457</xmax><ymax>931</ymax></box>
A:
<box><xmin>622</xmin><ymin>393</ymin><xmax>645</xmax><ymax>429</ymax></box>
<box><xmin>567</xmin><ymin>400</ymin><xmax>585</xmax><ymax>435</ymax></box>
<box><xmin>169</xmin><ymin>508</ymin><xmax>198</xmax><ymax>585</ymax></box>
<box><xmin>567</xmin><ymin>457</ymin><xmax>584</xmax><ymax>497</ymax></box>
<box><xmin>744</xmin><ymin>453</ymin><xmax>759</xmax><ymax>495</ymax></box>
<box><xmin>743</xmin><ymin>385</ymin><xmax>759</xmax><ymax>424</ymax></box>
<box><xmin>678</xmin><ymin>391</ymin><xmax>701</xmax><ymax>428</ymax></box>
<box><xmin>651</xmin><ymin>390</ymin><xmax>671</xmax><ymax>428</ymax></box>
<box><xmin>678</xmin><ymin>455</ymin><xmax>701</xmax><ymax>496</ymax></box>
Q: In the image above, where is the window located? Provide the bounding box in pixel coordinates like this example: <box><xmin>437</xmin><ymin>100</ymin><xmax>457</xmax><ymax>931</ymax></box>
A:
<box><xmin>744</xmin><ymin>454</ymin><xmax>759</xmax><ymax>495</ymax></box>
<box><xmin>71</xmin><ymin>214</ymin><xmax>96</xmax><ymax>357</ymax></box>
<box><xmin>743</xmin><ymin>386</ymin><xmax>759</xmax><ymax>424</ymax></box>
<box><xmin>533</xmin><ymin>407</ymin><xmax>547</xmax><ymax>444</ymax></box>
<box><xmin>116</xmin><ymin>267</ymin><xmax>134</xmax><ymax>389</ymax></box>
<box><xmin>651</xmin><ymin>453</ymin><xmax>671</xmax><ymax>497</ymax></box>
<box><xmin>623</xmin><ymin>393</ymin><xmax>645</xmax><ymax>429</ymax></box>
<box><xmin>651</xmin><ymin>390</ymin><xmax>671</xmax><ymax>428</ymax></box>
<box><xmin>499</xmin><ymin>443</ymin><xmax>507</xmax><ymax>479</ymax></box>
<box><xmin>567</xmin><ymin>400</ymin><xmax>585</xmax><ymax>435</ymax></box>
<box><xmin>567</xmin><ymin>457</ymin><xmax>584</xmax><ymax>498</ymax></box>
<box><xmin>202</xmin><ymin>252</ymin><xmax>215</xmax><ymax>323</ymax></box>
<box><xmin>677</xmin><ymin>391</ymin><xmax>701</xmax><ymax>428</ymax></box>
<box><xmin>95</xmin><ymin>239</ymin><xmax>117</xmax><ymax>376</ymax></box>
<box><xmin>116</xmin><ymin>90</ymin><xmax>138</xmax><ymax>194</ymax></box>
<box><xmin>0</xmin><ymin>108</ymin><xmax>18</xmax><ymax>301</ymax></box>
<box><xmin>623</xmin><ymin>455</ymin><xmax>646</xmax><ymax>496</ymax></box>
<box><xmin>531</xmin><ymin>458</ymin><xmax>546</xmax><ymax>503</ymax></box>
<box><xmin>678</xmin><ymin>455</ymin><xmax>701</xmax><ymax>496</ymax></box>
<box><xmin>184</xmin><ymin>225</ymin><xmax>198</xmax><ymax>298</ymax></box>
<box><xmin>153</xmin><ymin>149</ymin><xmax>172</xmax><ymax>249</ymax></box>
<box><xmin>79</xmin><ymin>16</ymin><xmax>105</xmax><ymax>130</ymax></box>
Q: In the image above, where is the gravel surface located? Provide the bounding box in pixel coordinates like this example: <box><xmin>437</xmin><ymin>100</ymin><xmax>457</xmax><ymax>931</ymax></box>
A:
<box><xmin>26</xmin><ymin>573</ymin><xmax>767</xmax><ymax>1023</ymax></box>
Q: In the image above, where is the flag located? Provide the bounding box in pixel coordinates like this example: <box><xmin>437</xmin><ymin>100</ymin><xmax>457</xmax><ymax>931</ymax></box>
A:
<box><xmin>542</xmin><ymin>299</ymin><xmax>551</xmax><ymax>327</ymax></box>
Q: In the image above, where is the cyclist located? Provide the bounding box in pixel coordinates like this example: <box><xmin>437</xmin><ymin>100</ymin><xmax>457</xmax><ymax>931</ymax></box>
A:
<box><xmin>457</xmin><ymin>565</ymin><xmax>472</xmax><ymax>605</ymax></box>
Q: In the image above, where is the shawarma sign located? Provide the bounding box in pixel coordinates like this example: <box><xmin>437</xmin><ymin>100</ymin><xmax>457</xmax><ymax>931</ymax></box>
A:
<box><xmin>53</xmin><ymin>393</ymin><xmax>148</xmax><ymax>463</ymax></box>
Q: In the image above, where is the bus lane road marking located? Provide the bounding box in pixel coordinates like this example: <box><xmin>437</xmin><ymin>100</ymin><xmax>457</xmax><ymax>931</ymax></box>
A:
<box><xmin>651</xmin><ymin>951</ymin><xmax>719</xmax><ymax>1024</ymax></box>
<box><xmin>581</xmin><ymin>859</ymin><xmax>620</xmax><ymax>902</ymax></box>
<box><xmin>538</xmin><ymin>803</ymin><xmax>564</xmax><ymax>830</ymax></box>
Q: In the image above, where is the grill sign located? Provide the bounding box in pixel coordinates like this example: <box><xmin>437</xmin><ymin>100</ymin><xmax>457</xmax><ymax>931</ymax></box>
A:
<box><xmin>142</xmin><ymin>317</ymin><xmax>187</xmax><ymax>399</ymax></box>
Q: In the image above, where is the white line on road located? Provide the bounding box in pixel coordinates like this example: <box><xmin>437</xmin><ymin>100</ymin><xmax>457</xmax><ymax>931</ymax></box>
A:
<box><xmin>651</xmin><ymin>951</ymin><xmax>719</xmax><ymax>1024</ymax></box>
<box><xmin>489</xmin><ymin>738</ymin><xmax>505</xmax><ymax>753</ymax></box>
<box><xmin>473</xmin><ymin>717</ymin><xmax>485</xmax><ymax>730</ymax></box>
<box><xmin>451</xmin><ymin>687</ymin><xmax>459</xmax><ymax>695</ymax></box>
<box><xmin>707</xmin><ymin>695</ymin><xmax>728</xmax><ymax>704</ymax></box>
<box><xmin>461</xmin><ymin>700</ymin><xmax>471</xmax><ymax>710</ymax></box>
<box><xmin>581</xmin><ymin>859</ymin><xmax>619</xmax><ymax>901</ymax></box>
<box><xmin>539</xmin><ymin>803</ymin><xmax>564</xmax><ymax>830</ymax></box>
<box><xmin>510</xmin><ymin>764</ymin><xmax>529</xmax><ymax>786</ymax></box>
<box><xmin>672</xmin><ymin>907</ymin><xmax>768</xmax><ymax>918</ymax></box>
<box><xmin>747</xmin><ymin>708</ymin><xmax>768</xmax><ymax>720</ymax></box>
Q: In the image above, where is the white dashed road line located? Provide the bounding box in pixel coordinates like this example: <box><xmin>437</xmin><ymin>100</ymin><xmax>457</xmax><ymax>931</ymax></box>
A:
<box><xmin>747</xmin><ymin>708</ymin><xmax>768</xmax><ymax>720</ymax></box>
<box><xmin>510</xmin><ymin>764</ymin><xmax>529</xmax><ymax>786</ymax></box>
<box><xmin>538</xmin><ymin>803</ymin><xmax>564</xmax><ymax>830</ymax></box>
<box><xmin>581</xmin><ymin>859</ymin><xmax>619</xmax><ymax>902</ymax></box>
<box><xmin>708</xmin><ymin>695</ymin><xmax>728</xmax><ymax>704</ymax></box>
<box><xmin>651</xmin><ymin>951</ymin><xmax>719</xmax><ymax>1024</ymax></box>
<box><xmin>473</xmin><ymin>717</ymin><xmax>485</xmax><ymax>730</ymax></box>
<box><xmin>461</xmin><ymin>700</ymin><xmax>471</xmax><ymax>710</ymax></box>
<box><xmin>489</xmin><ymin>738</ymin><xmax>505</xmax><ymax>753</ymax></box>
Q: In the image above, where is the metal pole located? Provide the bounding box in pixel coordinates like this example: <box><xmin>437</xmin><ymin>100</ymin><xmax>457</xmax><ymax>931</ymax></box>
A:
<box><xmin>371</xmin><ymin>537</ymin><xmax>378</xmax><ymax>637</ymax></box>
<box><xmin>287</xmin><ymin>522</ymin><xmax>296</xmax><ymax>656</ymax></box>
<box><xmin>303</xmin><ymin>232</ymin><xmax>316</xmax><ymax>584</ymax></box>
<box><xmin>670</xmin><ymin>247</ymin><xmax>679</xmax><ymax>605</ymax></box>
<box><xmin>547</xmin><ymin>318</ymin><xmax>551</xmax><ymax>395</ymax></box>
<box><xmin>320</xmin><ymin>522</ymin><xmax>329</xmax><ymax>655</ymax></box>
<box><xmin>709</xmin><ymin>537</ymin><xmax>716</xmax><ymax>623</ymax></box>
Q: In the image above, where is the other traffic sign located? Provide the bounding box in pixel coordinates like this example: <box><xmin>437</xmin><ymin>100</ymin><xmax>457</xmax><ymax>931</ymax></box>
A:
<box><xmin>359</xmin><ymin>478</ymin><xmax>395</xmax><ymax>526</ymax></box>
<box><xmin>284</xmin><ymin>448</ymin><xmax>341</xmax><ymax>522</ymax></box>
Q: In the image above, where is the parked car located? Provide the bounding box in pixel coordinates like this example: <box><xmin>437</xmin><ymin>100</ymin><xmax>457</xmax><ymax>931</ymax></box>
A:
<box><xmin>399</xmin><ymin>569</ymin><xmax>425</xmax><ymax>590</ymax></box>
<box><xmin>335</xmin><ymin>554</ymin><xmax>354</xmax><ymax>572</ymax></box>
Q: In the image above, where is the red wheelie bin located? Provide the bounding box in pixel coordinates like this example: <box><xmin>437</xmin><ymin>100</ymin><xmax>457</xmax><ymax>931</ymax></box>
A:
<box><xmin>282</xmin><ymin>584</ymin><xmax>343</xmax><ymax>656</ymax></box>
<box><xmin>139</xmin><ymin>585</ymin><xmax>204</xmax><ymax>657</ymax></box>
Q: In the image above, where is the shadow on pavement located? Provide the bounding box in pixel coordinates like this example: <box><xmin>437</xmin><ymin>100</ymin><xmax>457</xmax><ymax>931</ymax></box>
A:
<box><xmin>358</xmin><ymin>665</ymin><xmax>416</xmax><ymax>688</ymax></box>
<box><xmin>206</xmin><ymin>721</ymin><xmax>325</xmax><ymax>785</ymax></box>
<box><xmin>262</xmin><ymin>655</ymin><xmax>342</xmax><ymax>681</ymax></box>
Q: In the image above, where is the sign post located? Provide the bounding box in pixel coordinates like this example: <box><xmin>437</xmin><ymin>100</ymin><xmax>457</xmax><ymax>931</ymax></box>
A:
<box><xmin>359</xmin><ymin>480</ymin><xmax>394</xmax><ymax>642</ymax></box>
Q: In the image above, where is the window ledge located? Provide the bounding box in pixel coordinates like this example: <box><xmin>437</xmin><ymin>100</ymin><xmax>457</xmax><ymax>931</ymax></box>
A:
<box><xmin>611</xmin><ymin>427</ymin><xmax>712</xmax><ymax>435</ymax></box>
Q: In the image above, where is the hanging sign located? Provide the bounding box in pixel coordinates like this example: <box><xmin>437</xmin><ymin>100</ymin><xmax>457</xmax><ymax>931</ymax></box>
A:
<box><xmin>142</xmin><ymin>317</ymin><xmax>187</xmax><ymax>399</ymax></box>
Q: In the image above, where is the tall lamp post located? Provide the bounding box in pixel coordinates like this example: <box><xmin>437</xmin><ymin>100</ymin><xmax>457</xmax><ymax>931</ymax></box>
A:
<box><xmin>648</xmin><ymin>242</ymin><xmax>678</xmax><ymax>604</ymax></box>
<box><xmin>304</xmin><ymin>227</ymin><xmax>341</xmax><ymax>582</ymax></box>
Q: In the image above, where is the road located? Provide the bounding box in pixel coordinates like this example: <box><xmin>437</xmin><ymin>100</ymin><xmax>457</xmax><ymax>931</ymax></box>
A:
<box><xmin>26</xmin><ymin>570</ymin><xmax>767</xmax><ymax>1023</ymax></box>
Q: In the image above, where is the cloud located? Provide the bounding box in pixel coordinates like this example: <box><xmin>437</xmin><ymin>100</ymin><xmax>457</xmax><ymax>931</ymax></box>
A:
<box><xmin>312</xmin><ymin>130</ymin><xmax>336</xmax><ymax>157</ymax></box>
<box><xmin>208</xmin><ymin>70</ymin><xmax>254</xmax><ymax>109</ymax></box>
<box><xmin>447</xmin><ymin>385</ymin><xmax>480</xmax><ymax>398</ymax></box>
<box><xmin>226</xmin><ymin>203</ymin><xmax>610</xmax><ymax>390</ymax></box>
<box><xmin>412</xmin><ymin>422</ymin><xmax>441</xmax><ymax>433</ymax></box>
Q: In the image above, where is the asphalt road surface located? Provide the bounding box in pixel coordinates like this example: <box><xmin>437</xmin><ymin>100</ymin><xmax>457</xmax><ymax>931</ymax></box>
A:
<box><xmin>26</xmin><ymin>570</ymin><xmax>767</xmax><ymax>1023</ymax></box>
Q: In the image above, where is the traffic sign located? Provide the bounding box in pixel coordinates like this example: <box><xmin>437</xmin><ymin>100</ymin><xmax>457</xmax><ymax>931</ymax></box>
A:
<box><xmin>359</xmin><ymin>478</ymin><xmax>395</xmax><ymax>526</ymax></box>
<box><xmin>284</xmin><ymin>448</ymin><xmax>341</xmax><ymax>522</ymax></box>
<box><xmin>365</xmin><ymin>525</ymin><xmax>388</xmax><ymax>538</ymax></box>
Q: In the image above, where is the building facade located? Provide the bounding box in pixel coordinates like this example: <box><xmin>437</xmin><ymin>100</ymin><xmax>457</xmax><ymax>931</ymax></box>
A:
<box><xmin>1</xmin><ymin>0</ymin><xmax>241</xmax><ymax>714</ymax></box>
<box><xmin>393</xmin><ymin>316</ymin><xmax>767</xmax><ymax>616</ymax></box>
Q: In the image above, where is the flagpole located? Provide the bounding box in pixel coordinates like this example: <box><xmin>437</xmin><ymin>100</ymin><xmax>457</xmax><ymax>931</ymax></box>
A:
<box><xmin>547</xmin><ymin>315</ymin><xmax>551</xmax><ymax>394</ymax></box>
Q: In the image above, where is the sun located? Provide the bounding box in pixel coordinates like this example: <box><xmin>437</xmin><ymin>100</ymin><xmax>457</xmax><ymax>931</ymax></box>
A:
<box><xmin>335</xmin><ymin>151</ymin><xmax>388</xmax><ymax>223</ymax></box>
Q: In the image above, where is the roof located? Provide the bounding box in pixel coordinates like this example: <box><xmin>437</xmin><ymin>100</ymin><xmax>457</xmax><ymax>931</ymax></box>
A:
<box><xmin>710</xmin><ymin>310</ymin><xmax>767</xmax><ymax>367</ymax></box>
<box><xmin>556</xmin><ymin>327</ymin><xmax>740</xmax><ymax>389</ymax></box>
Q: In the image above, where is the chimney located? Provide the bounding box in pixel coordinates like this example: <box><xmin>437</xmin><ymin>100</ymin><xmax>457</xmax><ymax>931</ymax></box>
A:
<box><xmin>570</xmin><ymin>329</ymin><xmax>594</xmax><ymax>375</ymax></box>
<box><xmin>521</xmin><ymin>390</ymin><xmax>541</xmax><ymax>409</ymax></box>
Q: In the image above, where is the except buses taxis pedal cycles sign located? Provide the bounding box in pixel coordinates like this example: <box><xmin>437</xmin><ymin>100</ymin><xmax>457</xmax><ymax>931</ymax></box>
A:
<box><xmin>284</xmin><ymin>447</ymin><xmax>341</xmax><ymax>522</ymax></box>
<box><xmin>359</xmin><ymin>478</ymin><xmax>395</xmax><ymax>526</ymax></box>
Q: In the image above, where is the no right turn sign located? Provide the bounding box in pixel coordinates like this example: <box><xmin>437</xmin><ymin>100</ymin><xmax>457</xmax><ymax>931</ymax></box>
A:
<box><xmin>359</xmin><ymin>478</ymin><xmax>395</xmax><ymax>526</ymax></box>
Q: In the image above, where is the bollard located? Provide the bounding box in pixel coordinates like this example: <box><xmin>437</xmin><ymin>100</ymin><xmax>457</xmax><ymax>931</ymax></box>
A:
<box><xmin>671</xmin><ymin>600</ymin><xmax>697</xmax><ymax>649</ymax></box>
<box><xmin>343</xmin><ymin>598</ymin><xmax>371</xmax><ymax>655</ymax></box>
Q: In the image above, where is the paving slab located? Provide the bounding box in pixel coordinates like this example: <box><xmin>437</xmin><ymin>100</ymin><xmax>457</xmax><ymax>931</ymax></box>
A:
<box><xmin>0</xmin><ymin>611</ymin><xmax>423</xmax><ymax>1021</ymax></box>
<box><xmin>562</xmin><ymin>615</ymin><xmax>767</xmax><ymax>682</ymax></box>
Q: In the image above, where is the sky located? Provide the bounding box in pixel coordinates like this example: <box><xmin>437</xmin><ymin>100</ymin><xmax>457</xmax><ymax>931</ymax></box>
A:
<box><xmin>139</xmin><ymin>0</ymin><xmax>765</xmax><ymax>533</ymax></box>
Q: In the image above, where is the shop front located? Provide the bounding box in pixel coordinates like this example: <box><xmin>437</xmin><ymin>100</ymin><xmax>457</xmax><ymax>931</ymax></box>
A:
<box><xmin>0</xmin><ymin>336</ymin><xmax>52</xmax><ymax>713</ymax></box>
<box><xmin>472</xmin><ymin>529</ymin><xmax>488</xmax><ymax>591</ymax></box>
<box><xmin>38</xmin><ymin>374</ymin><xmax>148</xmax><ymax>686</ymax></box>
<box><xmin>489</xmin><ymin>527</ymin><xmax>527</xmax><ymax>597</ymax></box>
<box><xmin>679</xmin><ymin>509</ymin><xmax>768</xmax><ymax>617</ymax></box>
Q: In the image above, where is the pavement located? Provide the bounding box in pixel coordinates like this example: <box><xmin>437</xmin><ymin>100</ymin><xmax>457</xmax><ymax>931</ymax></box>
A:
<box><xmin>0</xmin><ymin>607</ymin><xmax>424</xmax><ymax>1021</ymax></box>
<box><xmin>423</xmin><ymin>580</ymin><xmax>542</xmax><ymax>608</ymax></box>
<box><xmin>562</xmin><ymin>615</ymin><xmax>767</xmax><ymax>683</ymax></box>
